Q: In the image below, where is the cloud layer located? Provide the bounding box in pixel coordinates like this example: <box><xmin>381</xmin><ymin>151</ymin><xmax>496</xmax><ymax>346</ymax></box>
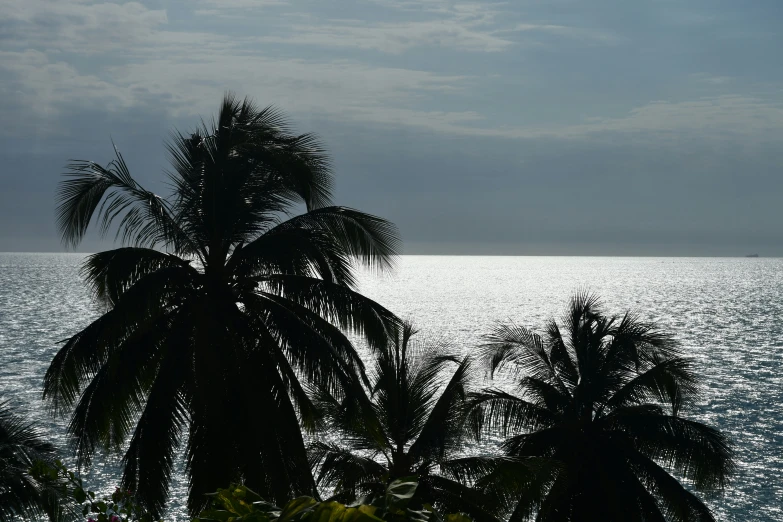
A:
<box><xmin>1</xmin><ymin>0</ymin><xmax>782</xmax><ymax>254</ymax></box>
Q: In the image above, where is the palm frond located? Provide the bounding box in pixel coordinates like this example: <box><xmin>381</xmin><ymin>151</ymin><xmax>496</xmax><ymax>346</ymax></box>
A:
<box><xmin>245</xmin><ymin>291</ymin><xmax>369</xmax><ymax>394</ymax></box>
<box><xmin>602</xmin><ymin>407</ymin><xmax>735</xmax><ymax>490</ymax></box>
<box><xmin>437</xmin><ymin>456</ymin><xmax>513</xmax><ymax>486</ymax></box>
<box><xmin>371</xmin><ymin>326</ymin><xmax>444</xmax><ymax>450</ymax></box>
<box><xmin>481</xmin><ymin>324</ymin><xmax>556</xmax><ymax>383</ymax></box>
<box><xmin>408</xmin><ymin>356</ymin><xmax>471</xmax><ymax>462</ymax></box>
<box><xmin>310</xmin><ymin>383</ymin><xmax>387</xmax><ymax>453</ymax></box>
<box><xmin>420</xmin><ymin>474</ymin><xmax>502</xmax><ymax>522</ymax></box>
<box><xmin>0</xmin><ymin>401</ymin><xmax>56</xmax><ymax>463</ymax></box>
<box><xmin>627</xmin><ymin>449</ymin><xmax>717</xmax><ymax>522</ymax></box>
<box><xmin>563</xmin><ymin>291</ymin><xmax>603</xmax><ymax>346</ymax></box>
<box><xmin>473</xmin><ymin>457</ymin><xmax>561</xmax><ymax>522</ymax></box>
<box><xmin>466</xmin><ymin>390</ymin><xmax>556</xmax><ymax>440</ymax></box>
<box><xmin>603</xmin><ymin>357</ymin><xmax>698</xmax><ymax>415</ymax></box>
<box><xmin>544</xmin><ymin>318</ymin><xmax>579</xmax><ymax>389</ymax></box>
<box><xmin>121</xmin><ymin>324</ymin><xmax>191</xmax><ymax>517</ymax></box>
<box><xmin>66</xmin><ymin>322</ymin><xmax>163</xmax><ymax>465</ymax></box>
<box><xmin>309</xmin><ymin>441</ymin><xmax>386</xmax><ymax>497</ymax></box>
<box><xmin>258</xmin><ymin>274</ymin><xmax>400</xmax><ymax>352</ymax></box>
<box><xmin>232</xmin><ymin>341</ymin><xmax>319</xmax><ymax>509</ymax></box>
<box><xmin>43</xmin><ymin>265</ymin><xmax>195</xmax><ymax>413</ymax></box>
<box><xmin>0</xmin><ymin>401</ymin><xmax>70</xmax><ymax>522</ymax></box>
<box><xmin>517</xmin><ymin>376</ymin><xmax>571</xmax><ymax>415</ymax></box>
<box><xmin>228</xmin><ymin>223</ymin><xmax>356</xmax><ymax>287</ymax></box>
<box><xmin>57</xmin><ymin>145</ymin><xmax>188</xmax><ymax>250</ymax></box>
<box><xmin>609</xmin><ymin>312</ymin><xmax>680</xmax><ymax>362</ymax></box>
<box><xmin>81</xmin><ymin>247</ymin><xmax>194</xmax><ymax>307</ymax></box>
<box><xmin>263</xmin><ymin>207</ymin><xmax>400</xmax><ymax>272</ymax></box>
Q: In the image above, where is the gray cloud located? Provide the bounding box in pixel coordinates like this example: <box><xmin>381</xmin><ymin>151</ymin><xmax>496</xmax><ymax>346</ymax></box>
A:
<box><xmin>1</xmin><ymin>0</ymin><xmax>782</xmax><ymax>254</ymax></box>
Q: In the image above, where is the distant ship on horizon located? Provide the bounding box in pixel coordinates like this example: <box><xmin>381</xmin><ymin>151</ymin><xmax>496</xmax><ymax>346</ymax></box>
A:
<box><xmin>745</xmin><ymin>253</ymin><xmax>759</xmax><ymax>258</ymax></box>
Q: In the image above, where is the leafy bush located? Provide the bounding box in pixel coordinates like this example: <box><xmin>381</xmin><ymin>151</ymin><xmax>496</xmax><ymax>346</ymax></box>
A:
<box><xmin>30</xmin><ymin>460</ymin><xmax>160</xmax><ymax>522</ymax></box>
<box><xmin>193</xmin><ymin>477</ymin><xmax>473</xmax><ymax>522</ymax></box>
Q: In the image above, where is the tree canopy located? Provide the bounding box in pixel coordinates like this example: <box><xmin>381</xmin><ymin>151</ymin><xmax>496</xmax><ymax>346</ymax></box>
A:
<box><xmin>45</xmin><ymin>93</ymin><xmax>401</xmax><ymax>516</ymax></box>
<box><xmin>468</xmin><ymin>293</ymin><xmax>735</xmax><ymax>522</ymax></box>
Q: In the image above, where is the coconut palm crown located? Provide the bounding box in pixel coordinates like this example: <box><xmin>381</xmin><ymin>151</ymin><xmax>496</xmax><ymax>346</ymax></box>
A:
<box><xmin>468</xmin><ymin>293</ymin><xmax>735</xmax><ymax>522</ymax></box>
<box><xmin>0</xmin><ymin>400</ymin><xmax>71</xmax><ymax>522</ymax></box>
<box><xmin>44</xmin><ymin>94</ymin><xmax>401</xmax><ymax>516</ymax></box>
<box><xmin>310</xmin><ymin>322</ymin><xmax>501</xmax><ymax>522</ymax></box>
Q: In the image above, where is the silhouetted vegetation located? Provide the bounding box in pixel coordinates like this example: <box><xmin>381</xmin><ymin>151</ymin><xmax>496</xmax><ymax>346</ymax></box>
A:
<box><xmin>309</xmin><ymin>322</ymin><xmax>499</xmax><ymax>522</ymax></box>
<box><xmin>45</xmin><ymin>93</ymin><xmax>400</xmax><ymax>516</ymax></box>
<box><xmin>0</xmin><ymin>401</ymin><xmax>75</xmax><ymax>521</ymax></box>
<box><xmin>467</xmin><ymin>293</ymin><xmax>735</xmax><ymax>521</ymax></box>
<box><xmin>193</xmin><ymin>478</ymin><xmax>473</xmax><ymax>522</ymax></box>
<box><xmin>0</xmin><ymin>95</ymin><xmax>738</xmax><ymax>522</ymax></box>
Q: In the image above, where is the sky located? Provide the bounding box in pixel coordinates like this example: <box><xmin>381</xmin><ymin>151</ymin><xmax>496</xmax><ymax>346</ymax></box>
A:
<box><xmin>1</xmin><ymin>0</ymin><xmax>782</xmax><ymax>255</ymax></box>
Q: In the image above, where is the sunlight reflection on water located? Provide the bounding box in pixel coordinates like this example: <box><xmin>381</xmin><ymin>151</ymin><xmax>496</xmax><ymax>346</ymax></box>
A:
<box><xmin>1</xmin><ymin>254</ymin><xmax>781</xmax><ymax>521</ymax></box>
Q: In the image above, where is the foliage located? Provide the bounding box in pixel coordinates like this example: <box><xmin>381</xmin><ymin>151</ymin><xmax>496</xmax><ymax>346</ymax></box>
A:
<box><xmin>0</xmin><ymin>400</ymin><xmax>75</xmax><ymax>522</ymax></box>
<box><xmin>468</xmin><ymin>292</ymin><xmax>736</xmax><ymax>522</ymax></box>
<box><xmin>193</xmin><ymin>478</ymin><xmax>473</xmax><ymax>522</ymax></box>
<box><xmin>30</xmin><ymin>459</ymin><xmax>160</xmax><ymax>522</ymax></box>
<box><xmin>309</xmin><ymin>323</ymin><xmax>500</xmax><ymax>522</ymax></box>
<box><xmin>45</xmin><ymin>93</ymin><xmax>400</xmax><ymax>516</ymax></box>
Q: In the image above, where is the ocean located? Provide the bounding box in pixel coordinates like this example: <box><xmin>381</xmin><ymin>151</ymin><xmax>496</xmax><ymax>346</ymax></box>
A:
<box><xmin>1</xmin><ymin>253</ymin><xmax>781</xmax><ymax>521</ymax></box>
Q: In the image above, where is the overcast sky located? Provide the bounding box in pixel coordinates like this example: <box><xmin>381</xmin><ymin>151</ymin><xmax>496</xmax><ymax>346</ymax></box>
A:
<box><xmin>1</xmin><ymin>0</ymin><xmax>782</xmax><ymax>255</ymax></box>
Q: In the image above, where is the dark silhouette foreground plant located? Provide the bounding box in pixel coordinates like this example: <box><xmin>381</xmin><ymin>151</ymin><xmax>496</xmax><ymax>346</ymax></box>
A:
<box><xmin>0</xmin><ymin>400</ymin><xmax>75</xmax><ymax>521</ymax></box>
<box><xmin>310</xmin><ymin>323</ymin><xmax>500</xmax><ymax>522</ymax></box>
<box><xmin>45</xmin><ymin>93</ymin><xmax>400</xmax><ymax>517</ymax></box>
<box><xmin>469</xmin><ymin>293</ymin><xmax>735</xmax><ymax>522</ymax></box>
<box><xmin>194</xmin><ymin>477</ymin><xmax>473</xmax><ymax>522</ymax></box>
<box><xmin>30</xmin><ymin>460</ymin><xmax>159</xmax><ymax>522</ymax></box>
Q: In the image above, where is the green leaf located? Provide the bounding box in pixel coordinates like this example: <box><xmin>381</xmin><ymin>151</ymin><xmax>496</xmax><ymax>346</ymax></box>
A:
<box><xmin>252</xmin><ymin>500</ymin><xmax>283</xmax><ymax>516</ymax></box>
<box><xmin>192</xmin><ymin>508</ymin><xmax>234</xmax><ymax>521</ymax></box>
<box><xmin>384</xmin><ymin>477</ymin><xmax>419</xmax><ymax>512</ymax></box>
<box><xmin>74</xmin><ymin>486</ymin><xmax>87</xmax><ymax>504</ymax></box>
<box><xmin>357</xmin><ymin>505</ymin><xmax>378</xmax><ymax>517</ymax></box>
<box><xmin>304</xmin><ymin>502</ymin><xmax>385</xmax><ymax>522</ymax></box>
<box><xmin>406</xmin><ymin>508</ymin><xmax>435</xmax><ymax>522</ymax></box>
<box><xmin>279</xmin><ymin>497</ymin><xmax>318</xmax><ymax>522</ymax></box>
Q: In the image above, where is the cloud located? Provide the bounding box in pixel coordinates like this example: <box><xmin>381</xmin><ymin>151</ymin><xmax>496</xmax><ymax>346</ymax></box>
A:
<box><xmin>0</xmin><ymin>50</ymin><xmax>138</xmax><ymax>136</ymax></box>
<box><xmin>244</xmin><ymin>0</ymin><xmax>521</xmax><ymax>53</ymax></box>
<box><xmin>193</xmin><ymin>0</ymin><xmax>288</xmax><ymax>17</ymax></box>
<box><xmin>690</xmin><ymin>73</ymin><xmax>733</xmax><ymax>85</ymax></box>
<box><xmin>558</xmin><ymin>95</ymin><xmax>783</xmax><ymax>139</ymax></box>
<box><xmin>1</xmin><ymin>0</ymin><xmax>781</xmax><ymax>145</ymax></box>
<box><xmin>0</xmin><ymin>0</ymin><xmax>168</xmax><ymax>54</ymax></box>
<box><xmin>0</xmin><ymin>0</ymin><xmax>485</xmax><ymax>131</ymax></box>
<box><xmin>258</xmin><ymin>18</ymin><xmax>515</xmax><ymax>54</ymax></box>
<box><xmin>512</xmin><ymin>23</ymin><xmax>618</xmax><ymax>43</ymax></box>
<box><xmin>105</xmin><ymin>54</ymin><xmax>469</xmax><ymax>117</ymax></box>
<box><xmin>333</xmin><ymin>95</ymin><xmax>783</xmax><ymax>141</ymax></box>
<box><xmin>0</xmin><ymin>44</ymin><xmax>472</xmax><ymax>134</ymax></box>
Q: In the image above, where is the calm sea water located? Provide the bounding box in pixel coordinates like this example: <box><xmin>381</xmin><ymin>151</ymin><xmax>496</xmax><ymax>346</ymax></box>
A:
<box><xmin>1</xmin><ymin>253</ymin><xmax>781</xmax><ymax>521</ymax></box>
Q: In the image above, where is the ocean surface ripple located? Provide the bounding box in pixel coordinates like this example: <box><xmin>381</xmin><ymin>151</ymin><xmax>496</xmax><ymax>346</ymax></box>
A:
<box><xmin>1</xmin><ymin>254</ymin><xmax>781</xmax><ymax>521</ymax></box>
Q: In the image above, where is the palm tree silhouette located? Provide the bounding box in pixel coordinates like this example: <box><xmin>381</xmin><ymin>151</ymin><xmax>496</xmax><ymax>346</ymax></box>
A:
<box><xmin>310</xmin><ymin>322</ymin><xmax>500</xmax><ymax>522</ymax></box>
<box><xmin>0</xmin><ymin>400</ymin><xmax>70</xmax><ymax>521</ymax></box>
<box><xmin>44</xmin><ymin>94</ymin><xmax>400</xmax><ymax>516</ymax></box>
<box><xmin>468</xmin><ymin>293</ymin><xmax>734</xmax><ymax>522</ymax></box>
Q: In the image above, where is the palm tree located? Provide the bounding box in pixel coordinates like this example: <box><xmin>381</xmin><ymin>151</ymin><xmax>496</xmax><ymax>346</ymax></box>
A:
<box><xmin>44</xmin><ymin>94</ymin><xmax>401</xmax><ymax>516</ymax></box>
<box><xmin>468</xmin><ymin>293</ymin><xmax>734</xmax><ymax>522</ymax></box>
<box><xmin>0</xmin><ymin>400</ymin><xmax>71</xmax><ymax>521</ymax></box>
<box><xmin>310</xmin><ymin>322</ymin><xmax>501</xmax><ymax>522</ymax></box>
